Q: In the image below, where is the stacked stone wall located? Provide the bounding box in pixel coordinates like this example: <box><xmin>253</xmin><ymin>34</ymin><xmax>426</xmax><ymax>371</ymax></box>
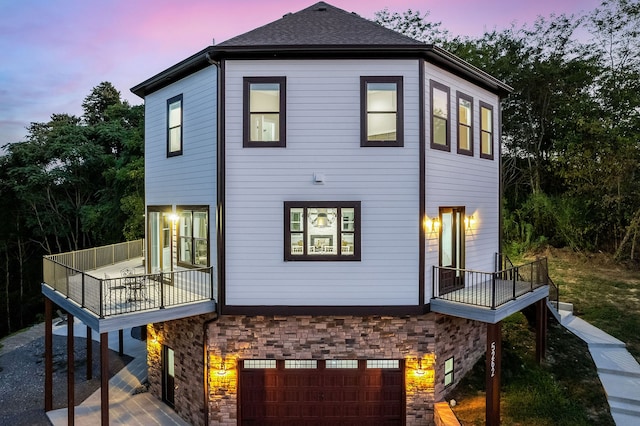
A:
<box><xmin>147</xmin><ymin>313</ymin><xmax>217</xmax><ymax>426</ymax></box>
<box><xmin>433</xmin><ymin>314</ymin><xmax>487</xmax><ymax>401</ymax></box>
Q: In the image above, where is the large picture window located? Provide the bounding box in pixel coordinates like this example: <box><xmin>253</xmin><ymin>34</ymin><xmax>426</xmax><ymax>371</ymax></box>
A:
<box><xmin>167</xmin><ymin>94</ymin><xmax>183</xmax><ymax>157</ymax></box>
<box><xmin>285</xmin><ymin>201</ymin><xmax>361</xmax><ymax>261</ymax></box>
<box><xmin>430</xmin><ymin>81</ymin><xmax>450</xmax><ymax>151</ymax></box>
<box><xmin>177</xmin><ymin>207</ymin><xmax>208</xmax><ymax>267</ymax></box>
<box><xmin>244</xmin><ymin>77</ymin><xmax>286</xmax><ymax>148</ymax></box>
<box><xmin>480</xmin><ymin>101</ymin><xmax>494</xmax><ymax>159</ymax></box>
<box><xmin>361</xmin><ymin>76</ymin><xmax>403</xmax><ymax>147</ymax></box>
<box><xmin>456</xmin><ymin>91</ymin><xmax>473</xmax><ymax>156</ymax></box>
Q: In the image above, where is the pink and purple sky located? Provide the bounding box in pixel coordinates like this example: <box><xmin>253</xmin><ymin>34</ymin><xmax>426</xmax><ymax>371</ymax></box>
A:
<box><xmin>0</xmin><ymin>0</ymin><xmax>601</xmax><ymax>146</ymax></box>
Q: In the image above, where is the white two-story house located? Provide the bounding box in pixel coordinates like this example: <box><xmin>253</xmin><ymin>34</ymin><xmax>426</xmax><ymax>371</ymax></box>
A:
<box><xmin>43</xmin><ymin>3</ymin><xmax>552</xmax><ymax>425</ymax></box>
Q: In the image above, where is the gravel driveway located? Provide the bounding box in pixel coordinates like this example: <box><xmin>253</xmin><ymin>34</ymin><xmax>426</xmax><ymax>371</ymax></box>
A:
<box><xmin>0</xmin><ymin>326</ymin><xmax>132</xmax><ymax>425</ymax></box>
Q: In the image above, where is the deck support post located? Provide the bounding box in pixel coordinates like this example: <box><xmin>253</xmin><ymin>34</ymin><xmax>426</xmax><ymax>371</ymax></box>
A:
<box><xmin>119</xmin><ymin>329</ymin><xmax>124</xmax><ymax>356</ymax></box>
<box><xmin>67</xmin><ymin>313</ymin><xmax>75</xmax><ymax>426</ymax></box>
<box><xmin>486</xmin><ymin>321</ymin><xmax>501</xmax><ymax>426</ymax></box>
<box><xmin>45</xmin><ymin>298</ymin><xmax>53</xmax><ymax>412</ymax></box>
<box><xmin>100</xmin><ymin>332</ymin><xmax>109</xmax><ymax>426</ymax></box>
<box><xmin>535</xmin><ymin>299</ymin><xmax>548</xmax><ymax>364</ymax></box>
<box><xmin>86</xmin><ymin>326</ymin><xmax>93</xmax><ymax>380</ymax></box>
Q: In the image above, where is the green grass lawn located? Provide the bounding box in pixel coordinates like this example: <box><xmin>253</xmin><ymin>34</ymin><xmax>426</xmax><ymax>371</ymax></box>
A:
<box><xmin>447</xmin><ymin>247</ymin><xmax>639</xmax><ymax>425</ymax></box>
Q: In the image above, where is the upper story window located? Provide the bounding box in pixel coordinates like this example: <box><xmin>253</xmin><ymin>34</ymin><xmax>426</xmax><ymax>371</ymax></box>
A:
<box><xmin>167</xmin><ymin>94</ymin><xmax>183</xmax><ymax>157</ymax></box>
<box><xmin>284</xmin><ymin>201</ymin><xmax>361</xmax><ymax>261</ymax></box>
<box><xmin>244</xmin><ymin>77</ymin><xmax>286</xmax><ymax>148</ymax></box>
<box><xmin>457</xmin><ymin>92</ymin><xmax>473</xmax><ymax>156</ymax></box>
<box><xmin>177</xmin><ymin>207</ymin><xmax>209</xmax><ymax>267</ymax></box>
<box><xmin>430</xmin><ymin>81</ymin><xmax>450</xmax><ymax>151</ymax></box>
<box><xmin>361</xmin><ymin>76</ymin><xmax>403</xmax><ymax>147</ymax></box>
<box><xmin>480</xmin><ymin>101</ymin><xmax>494</xmax><ymax>160</ymax></box>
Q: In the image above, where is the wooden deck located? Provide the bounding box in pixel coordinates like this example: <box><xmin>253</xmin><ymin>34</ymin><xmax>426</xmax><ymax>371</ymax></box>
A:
<box><xmin>42</xmin><ymin>257</ymin><xmax>217</xmax><ymax>333</ymax></box>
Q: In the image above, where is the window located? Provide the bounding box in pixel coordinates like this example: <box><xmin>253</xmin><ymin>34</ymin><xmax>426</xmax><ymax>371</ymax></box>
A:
<box><xmin>366</xmin><ymin>360</ymin><xmax>400</xmax><ymax>369</ymax></box>
<box><xmin>244</xmin><ymin>77</ymin><xmax>286</xmax><ymax>147</ymax></box>
<box><xmin>457</xmin><ymin>92</ymin><xmax>473</xmax><ymax>156</ymax></box>
<box><xmin>444</xmin><ymin>357</ymin><xmax>454</xmax><ymax>387</ymax></box>
<box><xmin>361</xmin><ymin>76</ymin><xmax>403</xmax><ymax>147</ymax></box>
<box><xmin>177</xmin><ymin>207</ymin><xmax>208</xmax><ymax>267</ymax></box>
<box><xmin>167</xmin><ymin>95</ymin><xmax>183</xmax><ymax>156</ymax></box>
<box><xmin>244</xmin><ymin>360</ymin><xmax>276</xmax><ymax>369</ymax></box>
<box><xmin>430</xmin><ymin>81</ymin><xmax>450</xmax><ymax>151</ymax></box>
<box><xmin>284</xmin><ymin>201</ymin><xmax>361</xmax><ymax>261</ymax></box>
<box><xmin>480</xmin><ymin>101</ymin><xmax>494</xmax><ymax>159</ymax></box>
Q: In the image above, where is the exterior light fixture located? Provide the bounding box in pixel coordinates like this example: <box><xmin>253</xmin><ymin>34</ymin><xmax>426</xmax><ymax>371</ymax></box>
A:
<box><xmin>169</xmin><ymin>213</ymin><xmax>180</xmax><ymax>223</ymax></box>
<box><xmin>424</xmin><ymin>217</ymin><xmax>440</xmax><ymax>233</ymax></box>
<box><xmin>415</xmin><ymin>359</ymin><xmax>425</xmax><ymax>376</ymax></box>
<box><xmin>465</xmin><ymin>215</ymin><xmax>475</xmax><ymax>231</ymax></box>
<box><xmin>217</xmin><ymin>361</ymin><xmax>227</xmax><ymax>376</ymax></box>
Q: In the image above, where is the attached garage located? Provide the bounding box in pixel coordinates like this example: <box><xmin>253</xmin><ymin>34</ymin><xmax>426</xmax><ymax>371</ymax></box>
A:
<box><xmin>239</xmin><ymin>359</ymin><xmax>405</xmax><ymax>425</ymax></box>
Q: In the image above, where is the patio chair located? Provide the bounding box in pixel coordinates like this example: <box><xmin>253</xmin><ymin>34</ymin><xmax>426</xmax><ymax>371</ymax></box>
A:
<box><xmin>106</xmin><ymin>273</ymin><xmax>127</xmax><ymax>305</ymax></box>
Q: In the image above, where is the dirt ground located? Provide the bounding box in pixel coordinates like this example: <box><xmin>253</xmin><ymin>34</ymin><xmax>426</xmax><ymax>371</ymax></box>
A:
<box><xmin>0</xmin><ymin>332</ymin><xmax>131</xmax><ymax>426</ymax></box>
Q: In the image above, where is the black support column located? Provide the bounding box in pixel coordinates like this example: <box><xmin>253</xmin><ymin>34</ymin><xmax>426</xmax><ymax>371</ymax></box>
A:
<box><xmin>100</xmin><ymin>332</ymin><xmax>109</xmax><ymax>426</ymax></box>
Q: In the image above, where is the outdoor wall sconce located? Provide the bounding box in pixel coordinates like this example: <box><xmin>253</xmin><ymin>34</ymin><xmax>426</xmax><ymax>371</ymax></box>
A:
<box><xmin>465</xmin><ymin>215</ymin><xmax>475</xmax><ymax>231</ymax></box>
<box><xmin>169</xmin><ymin>213</ymin><xmax>180</xmax><ymax>223</ymax></box>
<box><xmin>424</xmin><ymin>217</ymin><xmax>440</xmax><ymax>233</ymax></box>
<box><xmin>217</xmin><ymin>360</ymin><xmax>227</xmax><ymax>376</ymax></box>
<box><xmin>415</xmin><ymin>359</ymin><xmax>425</xmax><ymax>376</ymax></box>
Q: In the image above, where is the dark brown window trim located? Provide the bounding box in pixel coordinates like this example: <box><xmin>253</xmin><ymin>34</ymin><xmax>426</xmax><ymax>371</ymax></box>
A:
<box><xmin>243</xmin><ymin>76</ymin><xmax>286</xmax><ymax>148</ymax></box>
<box><xmin>167</xmin><ymin>94</ymin><xmax>183</xmax><ymax>157</ymax></box>
<box><xmin>479</xmin><ymin>101</ymin><xmax>494</xmax><ymax>160</ymax></box>
<box><xmin>430</xmin><ymin>80</ymin><xmax>450</xmax><ymax>152</ymax></box>
<box><xmin>284</xmin><ymin>201</ymin><xmax>361</xmax><ymax>261</ymax></box>
<box><xmin>456</xmin><ymin>91</ymin><xmax>474</xmax><ymax>156</ymax></box>
<box><xmin>360</xmin><ymin>76</ymin><xmax>404</xmax><ymax>147</ymax></box>
<box><xmin>176</xmin><ymin>205</ymin><xmax>210</xmax><ymax>268</ymax></box>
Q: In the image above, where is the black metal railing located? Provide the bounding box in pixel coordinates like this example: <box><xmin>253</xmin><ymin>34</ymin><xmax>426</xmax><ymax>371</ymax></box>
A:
<box><xmin>43</xmin><ymin>242</ymin><xmax>215</xmax><ymax>318</ymax></box>
<box><xmin>432</xmin><ymin>257</ymin><xmax>549</xmax><ymax>309</ymax></box>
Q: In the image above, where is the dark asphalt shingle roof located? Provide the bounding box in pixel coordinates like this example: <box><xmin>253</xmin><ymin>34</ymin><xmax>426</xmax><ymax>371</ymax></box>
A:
<box><xmin>217</xmin><ymin>2</ymin><xmax>425</xmax><ymax>48</ymax></box>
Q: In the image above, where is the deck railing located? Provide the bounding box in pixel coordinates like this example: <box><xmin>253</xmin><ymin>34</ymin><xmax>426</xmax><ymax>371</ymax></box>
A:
<box><xmin>46</xmin><ymin>240</ymin><xmax>144</xmax><ymax>272</ymax></box>
<box><xmin>43</xmin><ymin>241</ymin><xmax>215</xmax><ymax>318</ymax></box>
<box><xmin>432</xmin><ymin>257</ymin><xmax>549</xmax><ymax>309</ymax></box>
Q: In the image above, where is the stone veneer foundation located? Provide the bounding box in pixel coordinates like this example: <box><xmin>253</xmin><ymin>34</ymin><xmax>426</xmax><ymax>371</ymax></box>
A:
<box><xmin>147</xmin><ymin>312</ymin><xmax>487</xmax><ymax>426</ymax></box>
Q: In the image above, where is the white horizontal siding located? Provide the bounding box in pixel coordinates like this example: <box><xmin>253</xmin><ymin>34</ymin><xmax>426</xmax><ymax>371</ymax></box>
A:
<box><xmin>424</xmin><ymin>62</ymin><xmax>501</xmax><ymax>302</ymax></box>
<box><xmin>224</xmin><ymin>59</ymin><xmax>421</xmax><ymax>306</ymax></box>
<box><xmin>145</xmin><ymin>66</ymin><xmax>217</xmax><ymax>207</ymax></box>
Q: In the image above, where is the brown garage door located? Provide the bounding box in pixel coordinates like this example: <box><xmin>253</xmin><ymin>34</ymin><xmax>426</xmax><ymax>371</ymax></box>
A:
<box><xmin>239</xmin><ymin>359</ymin><xmax>404</xmax><ymax>426</ymax></box>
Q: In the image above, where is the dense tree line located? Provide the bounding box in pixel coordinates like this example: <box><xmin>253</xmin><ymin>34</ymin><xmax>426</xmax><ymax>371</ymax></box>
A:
<box><xmin>378</xmin><ymin>0</ymin><xmax>640</xmax><ymax>258</ymax></box>
<box><xmin>0</xmin><ymin>82</ymin><xmax>144</xmax><ymax>338</ymax></box>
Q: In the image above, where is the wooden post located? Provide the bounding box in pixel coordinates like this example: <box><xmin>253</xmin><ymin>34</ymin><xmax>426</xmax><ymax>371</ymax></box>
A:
<box><xmin>101</xmin><ymin>332</ymin><xmax>109</xmax><ymax>426</ymax></box>
<box><xmin>86</xmin><ymin>326</ymin><xmax>93</xmax><ymax>380</ymax></box>
<box><xmin>486</xmin><ymin>321</ymin><xmax>502</xmax><ymax>426</ymax></box>
<box><xmin>67</xmin><ymin>313</ymin><xmax>75</xmax><ymax>426</ymax></box>
<box><xmin>535</xmin><ymin>299</ymin><xmax>548</xmax><ymax>364</ymax></box>
<box><xmin>45</xmin><ymin>298</ymin><xmax>53</xmax><ymax>411</ymax></box>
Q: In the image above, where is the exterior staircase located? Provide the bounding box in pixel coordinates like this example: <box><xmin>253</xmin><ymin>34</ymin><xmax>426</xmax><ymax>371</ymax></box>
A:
<box><xmin>560</xmin><ymin>306</ymin><xmax>640</xmax><ymax>425</ymax></box>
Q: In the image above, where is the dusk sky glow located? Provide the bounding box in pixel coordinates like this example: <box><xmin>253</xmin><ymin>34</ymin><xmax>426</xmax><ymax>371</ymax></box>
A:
<box><xmin>1</xmin><ymin>0</ymin><xmax>601</xmax><ymax>145</ymax></box>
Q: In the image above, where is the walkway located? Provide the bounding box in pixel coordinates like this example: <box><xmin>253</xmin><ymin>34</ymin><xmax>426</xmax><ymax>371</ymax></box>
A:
<box><xmin>46</xmin><ymin>318</ymin><xmax>188</xmax><ymax>426</ymax></box>
<box><xmin>560</xmin><ymin>308</ymin><xmax>640</xmax><ymax>426</ymax></box>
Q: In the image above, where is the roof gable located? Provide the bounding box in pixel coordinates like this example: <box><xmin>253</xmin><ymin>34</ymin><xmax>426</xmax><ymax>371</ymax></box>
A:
<box><xmin>217</xmin><ymin>2</ymin><xmax>424</xmax><ymax>48</ymax></box>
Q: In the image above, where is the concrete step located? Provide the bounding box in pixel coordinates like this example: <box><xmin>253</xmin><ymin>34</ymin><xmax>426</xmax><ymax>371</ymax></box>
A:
<box><xmin>609</xmin><ymin>398</ymin><xmax>640</xmax><ymax>416</ymax></box>
<box><xmin>592</xmin><ymin>346</ymin><xmax>640</xmax><ymax>378</ymax></box>
<box><xmin>561</xmin><ymin>314</ymin><xmax>626</xmax><ymax>348</ymax></box>
<box><xmin>611</xmin><ymin>409</ymin><xmax>640</xmax><ymax>426</ymax></box>
<box><xmin>609</xmin><ymin>395</ymin><xmax>640</xmax><ymax>408</ymax></box>
<box><xmin>599</xmin><ymin>372</ymin><xmax>640</xmax><ymax>404</ymax></box>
